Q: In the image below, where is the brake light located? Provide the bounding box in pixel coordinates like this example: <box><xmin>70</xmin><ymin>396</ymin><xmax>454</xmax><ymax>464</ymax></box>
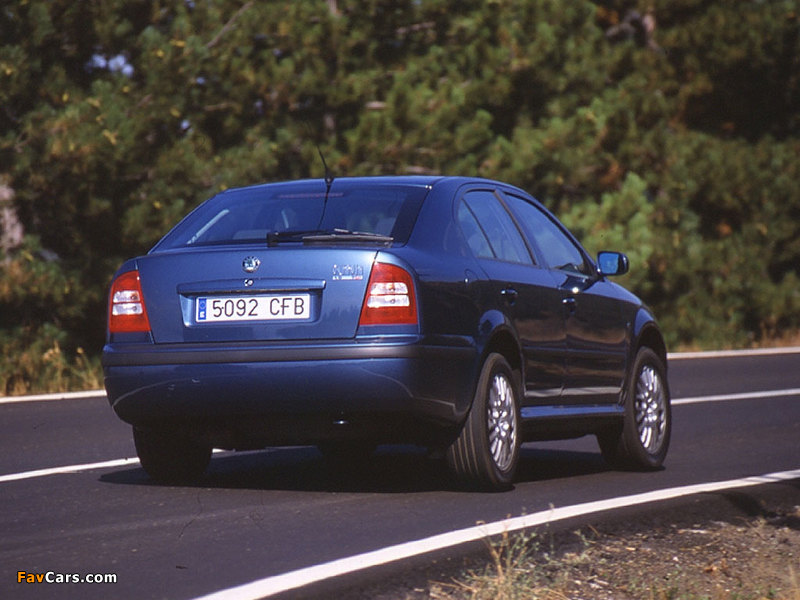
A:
<box><xmin>359</xmin><ymin>262</ymin><xmax>418</xmax><ymax>326</ymax></box>
<box><xmin>108</xmin><ymin>270</ymin><xmax>151</xmax><ymax>333</ymax></box>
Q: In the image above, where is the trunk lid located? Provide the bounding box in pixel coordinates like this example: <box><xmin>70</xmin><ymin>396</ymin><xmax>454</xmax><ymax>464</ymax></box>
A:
<box><xmin>137</xmin><ymin>246</ymin><xmax>378</xmax><ymax>343</ymax></box>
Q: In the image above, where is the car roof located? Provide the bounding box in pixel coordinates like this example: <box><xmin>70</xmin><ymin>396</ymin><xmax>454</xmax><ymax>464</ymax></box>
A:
<box><xmin>218</xmin><ymin>175</ymin><xmax>532</xmax><ymax>198</ymax></box>
<box><xmin>219</xmin><ymin>175</ymin><xmax>442</xmax><ymax>195</ymax></box>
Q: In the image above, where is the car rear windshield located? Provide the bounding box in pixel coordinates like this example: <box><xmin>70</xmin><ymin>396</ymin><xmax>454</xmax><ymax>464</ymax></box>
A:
<box><xmin>152</xmin><ymin>181</ymin><xmax>430</xmax><ymax>251</ymax></box>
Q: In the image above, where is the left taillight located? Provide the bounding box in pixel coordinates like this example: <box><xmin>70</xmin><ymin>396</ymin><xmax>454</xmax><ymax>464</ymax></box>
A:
<box><xmin>358</xmin><ymin>262</ymin><xmax>418</xmax><ymax>326</ymax></box>
<box><xmin>108</xmin><ymin>270</ymin><xmax>151</xmax><ymax>333</ymax></box>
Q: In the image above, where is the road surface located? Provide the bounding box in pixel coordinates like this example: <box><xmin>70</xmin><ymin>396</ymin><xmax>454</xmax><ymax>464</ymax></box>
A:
<box><xmin>1</xmin><ymin>349</ymin><xmax>799</xmax><ymax>599</ymax></box>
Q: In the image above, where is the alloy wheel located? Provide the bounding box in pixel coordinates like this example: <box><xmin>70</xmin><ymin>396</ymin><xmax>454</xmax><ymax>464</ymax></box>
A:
<box><xmin>634</xmin><ymin>365</ymin><xmax>667</xmax><ymax>453</ymax></box>
<box><xmin>487</xmin><ymin>372</ymin><xmax>518</xmax><ymax>472</ymax></box>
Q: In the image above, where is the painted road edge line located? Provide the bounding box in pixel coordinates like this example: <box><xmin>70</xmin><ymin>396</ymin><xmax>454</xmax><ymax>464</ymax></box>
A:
<box><xmin>4</xmin><ymin>382</ymin><xmax>800</xmax><ymax>409</ymax></box>
<box><xmin>0</xmin><ymin>450</ymin><xmax>242</xmax><ymax>483</ymax></box>
<box><xmin>4</xmin><ymin>387</ymin><xmax>799</xmax><ymax>411</ymax></box>
<box><xmin>673</xmin><ymin>387</ymin><xmax>800</xmax><ymax>405</ymax></box>
<box><xmin>0</xmin><ymin>457</ymin><xmax>141</xmax><ymax>483</ymax></box>
<box><xmin>668</xmin><ymin>346</ymin><xmax>800</xmax><ymax>360</ymax></box>
<box><xmin>0</xmin><ymin>389</ymin><xmax>107</xmax><ymax>405</ymax></box>
<box><xmin>2</xmin><ymin>389</ymin><xmax>799</xmax><ymax>483</ymax></box>
<box><xmin>192</xmin><ymin>468</ymin><xmax>800</xmax><ymax>600</ymax></box>
<box><xmin>2</xmin><ymin>346</ymin><xmax>799</xmax><ymax>405</ymax></box>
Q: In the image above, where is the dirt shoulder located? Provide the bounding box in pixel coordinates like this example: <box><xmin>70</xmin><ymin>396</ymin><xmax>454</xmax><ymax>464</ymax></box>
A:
<box><xmin>332</xmin><ymin>481</ymin><xmax>800</xmax><ymax>600</ymax></box>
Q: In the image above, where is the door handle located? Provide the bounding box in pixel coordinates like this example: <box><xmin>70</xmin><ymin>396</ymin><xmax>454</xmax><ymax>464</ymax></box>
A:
<box><xmin>562</xmin><ymin>296</ymin><xmax>577</xmax><ymax>313</ymax></box>
<box><xmin>500</xmin><ymin>287</ymin><xmax>518</xmax><ymax>306</ymax></box>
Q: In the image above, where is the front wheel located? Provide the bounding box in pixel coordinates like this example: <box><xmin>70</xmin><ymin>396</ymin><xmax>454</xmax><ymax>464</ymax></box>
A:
<box><xmin>598</xmin><ymin>347</ymin><xmax>671</xmax><ymax>470</ymax></box>
<box><xmin>133</xmin><ymin>427</ymin><xmax>212</xmax><ymax>484</ymax></box>
<box><xmin>446</xmin><ymin>353</ymin><xmax>521</xmax><ymax>491</ymax></box>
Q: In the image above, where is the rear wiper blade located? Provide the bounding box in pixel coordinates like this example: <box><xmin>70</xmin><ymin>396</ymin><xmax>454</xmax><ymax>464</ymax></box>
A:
<box><xmin>302</xmin><ymin>229</ymin><xmax>393</xmax><ymax>246</ymax></box>
<box><xmin>266</xmin><ymin>229</ymin><xmax>325</xmax><ymax>247</ymax></box>
<box><xmin>267</xmin><ymin>228</ymin><xmax>394</xmax><ymax>247</ymax></box>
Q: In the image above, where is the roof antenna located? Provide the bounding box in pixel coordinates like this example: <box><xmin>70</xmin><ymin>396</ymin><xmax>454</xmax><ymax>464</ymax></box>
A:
<box><xmin>316</xmin><ymin>142</ymin><xmax>334</xmax><ymax>193</ymax></box>
<box><xmin>310</xmin><ymin>131</ymin><xmax>335</xmax><ymax>231</ymax></box>
<box><xmin>303</xmin><ymin>120</ymin><xmax>335</xmax><ymax>192</ymax></box>
<box><xmin>302</xmin><ymin>119</ymin><xmax>336</xmax><ymax>231</ymax></box>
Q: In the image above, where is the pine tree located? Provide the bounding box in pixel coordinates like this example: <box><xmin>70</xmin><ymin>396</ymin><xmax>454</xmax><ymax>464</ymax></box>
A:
<box><xmin>1</xmin><ymin>0</ymin><xmax>799</xmax><ymax>392</ymax></box>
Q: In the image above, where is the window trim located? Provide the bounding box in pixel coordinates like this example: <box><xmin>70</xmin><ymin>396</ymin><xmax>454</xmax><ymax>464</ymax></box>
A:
<box><xmin>455</xmin><ymin>187</ymin><xmax>538</xmax><ymax>267</ymax></box>
<box><xmin>498</xmin><ymin>190</ymin><xmax>596</xmax><ymax>278</ymax></box>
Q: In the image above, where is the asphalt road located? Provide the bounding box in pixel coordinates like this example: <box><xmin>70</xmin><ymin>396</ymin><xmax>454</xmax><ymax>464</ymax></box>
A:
<box><xmin>1</xmin><ymin>350</ymin><xmax>799</xmax><ymax>600</ymax></box>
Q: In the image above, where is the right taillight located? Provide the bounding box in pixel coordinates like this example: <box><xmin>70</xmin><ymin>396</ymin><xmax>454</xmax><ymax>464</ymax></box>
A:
<box><xmin>108</xmin><ymin>270</ymin><xmax>151</xmax><ymax>333</ymax></box>
<box><xmin>358</xmin><ymin>262</ymin><xmax>418</xmax><ymax>326</ymax></box>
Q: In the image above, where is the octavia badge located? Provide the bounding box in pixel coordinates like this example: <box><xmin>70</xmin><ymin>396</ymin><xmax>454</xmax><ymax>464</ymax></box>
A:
<box><xmin>242</xmin><ymin>256</ymin><xmax>261</xmax><ymax>273</ymax></box>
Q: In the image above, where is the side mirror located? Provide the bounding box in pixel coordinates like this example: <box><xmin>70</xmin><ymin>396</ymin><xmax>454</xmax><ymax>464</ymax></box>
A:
<box><xmin>597</xmin><ymin>251</ymin><xmax>629</xmax><ymax>277</ymax></box>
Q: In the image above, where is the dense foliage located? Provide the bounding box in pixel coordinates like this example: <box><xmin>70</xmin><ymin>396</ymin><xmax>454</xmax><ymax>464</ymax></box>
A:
<box><xmin>1</xmin><ymin>0</ymin><xmax>799</xmax><ymax>394</ymax></box>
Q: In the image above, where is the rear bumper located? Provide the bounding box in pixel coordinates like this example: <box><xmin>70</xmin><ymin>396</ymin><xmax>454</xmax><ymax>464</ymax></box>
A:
<box><xmin>102</xmin><ymin>337</ymin><xmax>476</xmax><ymax>447</ymax></box>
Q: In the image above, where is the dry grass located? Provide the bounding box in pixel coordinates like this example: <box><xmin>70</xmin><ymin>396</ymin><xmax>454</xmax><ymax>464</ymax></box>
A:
<box><xmin>371</xmin><ymin>503</ymin><xmax>800</xmax><ymax>600</ymax></box>
<box><xmin>1</xmin><ymin>339</ymin><xmax>103</xmax><ymax>397</ymax></box>
<box><xmin>428</xmin><ymin>530</ymin><xmax>560</xmax><ymax>600</ymax></box>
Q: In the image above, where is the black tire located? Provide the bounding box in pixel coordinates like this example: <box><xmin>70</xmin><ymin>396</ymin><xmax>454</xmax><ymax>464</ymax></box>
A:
<box><xmin>446</xmin><ymin>353</ymin><xmax>521</xmax><ymax>491</ymax></box>
<box><xmin>598</xmin><ymin>347</ymin><xmax>671</xmax><ymax>470</ymax></box>
<box><xmin>133</xmin><ymin>427</ymin><xmax>212</xmax><ymax>484</ymax></box>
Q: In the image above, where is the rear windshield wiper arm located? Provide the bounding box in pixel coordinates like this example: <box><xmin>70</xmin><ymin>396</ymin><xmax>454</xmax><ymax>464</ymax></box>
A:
<box><xmin>302</xmin><ymin>229</ymin><xmax>393</xmax><ymax>246</ymax></box>
<box><xmin>267</xmin><ymin>228</ymin><xmax>394</xmax><ymax>247</ymax></box>
<box><xmin>266</xmin><ymin>229</ymin><xmax>324</xmax><ymax>247</ymax></box>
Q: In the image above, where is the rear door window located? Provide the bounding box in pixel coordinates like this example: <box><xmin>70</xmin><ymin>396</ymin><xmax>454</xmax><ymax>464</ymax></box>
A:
<box><xmin>457</xmin><ymin>190</ymin><xmax>533</xmax><ymax>265</ymax></box>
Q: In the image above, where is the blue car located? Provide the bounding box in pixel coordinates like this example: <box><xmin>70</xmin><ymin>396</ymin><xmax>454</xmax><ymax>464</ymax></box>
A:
<box><xmin>103</xmin><ymin>176</ymin><xmax>670</xmax><ymax>490</ymax></box>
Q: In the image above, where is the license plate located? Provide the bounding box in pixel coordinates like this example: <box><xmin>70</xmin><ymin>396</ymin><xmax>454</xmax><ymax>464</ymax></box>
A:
<box><xmin>196</xmin><ymin>294</ymin><xmax>311</xmax><ymax>323</ymax></box>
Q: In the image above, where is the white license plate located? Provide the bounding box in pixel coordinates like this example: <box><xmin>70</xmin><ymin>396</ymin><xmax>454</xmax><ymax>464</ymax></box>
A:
<box><xmin>196</xmin><ymin>294</ymin><xmax>311</xmax><ymax>323</ymax></box>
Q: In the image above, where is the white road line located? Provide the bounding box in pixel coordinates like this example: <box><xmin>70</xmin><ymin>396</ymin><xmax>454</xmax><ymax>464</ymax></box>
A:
<box><xmin>673</xmin><ymin>388</ymin><xmax>800</xmax><ymax>405</ymax></box>
<box><xmin>668</xmin><ymin>346</ymin><xmax>800</xmax><ymax>359</ymax></box>
<box><xmin>1</xmin><ymin>389</ymin><xmax>798</xmax><ymax>484</ymax></box>
<box><xmin>1</xmin><ymin>346</ymin><xmax>798</xmax><ymax>405</ymax></box>
<box><xmin>0</xmin><ymin>389</ymin><xmax>107</xmax><ymax>405</ymax></box>
<box><xmin>0</xmin><ymin>457</ymin><xmax>140</xmax><ymax>483</ymax></box>
<box><xmin>192</xmin><ymin>468</ymin><xmax>800</xmax><ymax>600</ymax></box>
<box><xmin>1</xmin><ymin>385</ymin><xmax>798</xmax><ymax>598</ymax></box>
<box><xmin>0</xmin><ymin>449</ymin><xmax>243</xmax><ymax>483</ymax></box>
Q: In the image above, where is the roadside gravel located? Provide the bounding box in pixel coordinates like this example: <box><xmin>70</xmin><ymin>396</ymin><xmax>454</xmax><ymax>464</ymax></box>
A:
<box><xmin>336</xmin><ymin>482</ymin><xmax>800</xmax><ymax>600</ymax></box>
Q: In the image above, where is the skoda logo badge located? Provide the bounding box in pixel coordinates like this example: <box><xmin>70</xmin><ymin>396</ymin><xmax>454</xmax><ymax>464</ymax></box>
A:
<box><xmin>242</xmin><ymin>256</ymin><xmax>261</xmax><ymax>273</ymax></box>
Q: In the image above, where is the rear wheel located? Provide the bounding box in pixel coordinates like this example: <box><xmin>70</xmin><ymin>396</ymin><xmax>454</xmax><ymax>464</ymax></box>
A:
<box><xmin>598</xmin><ymin>347</ymin><xmax>671</xmax><ymax>469</ymax></box>
<box><xmin>446</xmin><ymin>353</ymin><xmax>520</xmax><ymax>491</ymax></box>
<box><xmin>133</xmin><ymin>427</ymin><xmax>212</xmax><ymax>483</ymax></box>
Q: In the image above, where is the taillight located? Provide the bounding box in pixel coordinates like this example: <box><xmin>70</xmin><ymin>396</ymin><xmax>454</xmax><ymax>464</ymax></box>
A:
<box><xmin>108</xmin><ymin>270</ymin><xmax>151</xmax><ymax>333</ymax></box>
<box><xmin>359</xmin><ymin>262</ymin><xmax>418</xmax><ymax>326</ymax></box>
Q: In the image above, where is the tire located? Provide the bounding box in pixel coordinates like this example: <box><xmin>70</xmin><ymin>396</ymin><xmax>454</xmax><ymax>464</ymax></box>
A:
<box><xmin>446</xmin><ymin>353</ymin><xmax>521</xmax><ymax>491</ymax></box>
<box><xmin>598</xmin><ymin>347</ymin><xmax>671</xmax><ymax>470</ymax></box>
<box><xmin>133</xmin><ymin>427</ymin><xmax>212</xmax><ymax>484</ymax></box>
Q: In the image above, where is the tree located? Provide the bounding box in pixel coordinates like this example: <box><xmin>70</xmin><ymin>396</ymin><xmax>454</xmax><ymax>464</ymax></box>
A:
<box><xmin>2</xmin><ymin>0</ymin><xmax>799</xmax><ymax>392</ymax></box>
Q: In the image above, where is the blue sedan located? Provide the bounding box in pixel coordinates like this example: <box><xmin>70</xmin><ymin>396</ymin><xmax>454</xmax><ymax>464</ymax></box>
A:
<box><xmin>103</xmin><ymin>176</ymin><xmax>670</xmax><ymax>490</ymax></box>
